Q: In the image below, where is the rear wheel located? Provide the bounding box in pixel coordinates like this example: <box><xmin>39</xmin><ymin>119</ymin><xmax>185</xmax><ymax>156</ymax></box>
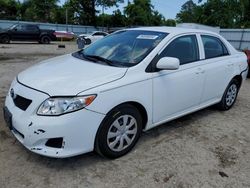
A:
<box><xmin>95</xmin><ymin>104</ymin><xmax>142</xmax><ymax>158</ymax></box>
<box><xmin>217</xmin><ymin>79</ymin><xmax>240</xmax><ymax>111</ymax></box>
<box><xmin>0</xmin><ymin>35</ymin><xmax>10</xmax><ymax>44</ymax></box>
<box><xmin>40</xmin><ymin>35</ymin><xmax>51</xmax><ymax>44</ymax></box>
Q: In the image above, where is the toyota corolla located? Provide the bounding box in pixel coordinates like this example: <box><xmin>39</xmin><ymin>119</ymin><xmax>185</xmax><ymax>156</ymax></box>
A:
<box><xmin>3</xmin><ymin>27</ymin><xmax>248</xmax><ymax>158</ymax></box>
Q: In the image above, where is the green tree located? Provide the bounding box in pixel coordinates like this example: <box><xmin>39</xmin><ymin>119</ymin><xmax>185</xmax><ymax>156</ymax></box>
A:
<box><xmin>111</xmin><ymin>9</ymin><xmax>126</xmax><ymax>27</ymax></box>
<box><xmin>176</xmin><ymin>0</ymin><xmax>197</xmax><ymax>23</ymax></box>
<box><xmin>65</xmin><ymin>0</ymin><xmax>123</xmax><ymax>26</ymax></box>
<box><xmin>164</xmin><ymin>19</ymin><xmax>176</xmax><ymax>26</ymax></box>
<box><xmin>0</xmin><ymin>0</ymin><xmax>19</xmax><ymax>20</ymax></box>
<box><xmin>21</xmin><ymin>0</ymin><xmax>59</xmax><ymax>22</ymax></box>
<box><xmin>124</xmin><ymin>0</ymin><xmax>164</xmax><ymax>26</ymax></box>
<box><xmin>183</xmin><ymin>0</ymin><xmax>250</xmax><ymax>28</ymax></box>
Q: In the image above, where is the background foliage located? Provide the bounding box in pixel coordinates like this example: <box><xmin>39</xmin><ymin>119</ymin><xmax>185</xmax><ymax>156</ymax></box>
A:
<box><xmin>0</xmin><ymin>0</ymin><xmax>249</xmax><ymax>28</ymax></box>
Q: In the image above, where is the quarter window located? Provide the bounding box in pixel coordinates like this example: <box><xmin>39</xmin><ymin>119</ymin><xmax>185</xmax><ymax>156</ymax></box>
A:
<box><xmin>160</xmin><ymin>35</ymin><xmax>199</xmax><ymax>65</ymax></box>
<box><xmin>201</xmin><ymin>35</ymin><xmax>229</xmax><ymax>59</ymax></box>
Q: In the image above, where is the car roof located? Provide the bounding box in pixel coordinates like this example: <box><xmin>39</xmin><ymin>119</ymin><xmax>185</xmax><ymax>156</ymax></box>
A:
<box><xmin>127</xmin><ymin>26</ymin><xmax>218</xmax><ymax>36</ymax></box>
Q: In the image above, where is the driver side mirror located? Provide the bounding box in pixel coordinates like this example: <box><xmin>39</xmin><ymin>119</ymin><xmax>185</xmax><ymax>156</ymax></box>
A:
<box><xmin>156</xmin><ymin>57</ymin><xmax>180</xmax><ymax>70</ymax></box>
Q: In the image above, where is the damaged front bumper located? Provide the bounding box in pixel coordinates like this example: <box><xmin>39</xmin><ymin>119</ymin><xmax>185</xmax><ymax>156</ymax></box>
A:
<box><xmin>4</xmin><ymin>79</ymin><xmax>105</xmax><ymax>158</ymax></box>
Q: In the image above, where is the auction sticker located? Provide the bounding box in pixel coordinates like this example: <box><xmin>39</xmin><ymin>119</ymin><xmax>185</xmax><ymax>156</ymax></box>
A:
<box><xmin>137</xmin><ymin>35</ymin><xmax>159</xmax><ymax>40</ymax></box>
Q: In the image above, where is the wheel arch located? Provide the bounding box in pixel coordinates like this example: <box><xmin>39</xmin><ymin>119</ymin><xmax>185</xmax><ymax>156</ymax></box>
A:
<box><xmin>94</xmin><ymin>101</ymin><xmax>148</xmax><ymax>157</ymax></box>
<box><xmin>232</xmin><ymin>75</ymin><xmax>243</xmax><ymax>88</ymax></box>
<box><xmin>96</xmin><ymin>101</ymin><xmax>148</xmax><ymax>137</ymax></box>
<box><xmin>39</xmin><ymin>34</ymin><xmax>51</xmax><ymax>40</ymax></box>
<box><xmin>122</xmin><ymin>101</ymin><xmax>148</xmax><ymax>130</ymax></box>
<box><xmin>107</xmin><ymin>101</ymin><xmax>148</xmax><ymax>130</ymax></box>
<box><xmin>0</xmin><ymin>33</ymin><xmax>11</xmax><ymax>41</ymax></box>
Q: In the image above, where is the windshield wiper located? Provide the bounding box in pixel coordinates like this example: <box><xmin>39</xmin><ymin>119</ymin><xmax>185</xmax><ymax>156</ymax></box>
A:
<box><xmin>85</xmin><ymin>55</ymin><xmax>115</xmax><ymax>66</ymax></box>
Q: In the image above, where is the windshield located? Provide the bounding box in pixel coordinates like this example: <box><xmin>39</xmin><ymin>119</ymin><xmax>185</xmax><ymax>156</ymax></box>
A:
<box><xmin>76</xmin><ymin>30</ymin><xmax>167</xmax><ymax>67</ymax></box>
<box><xmin>9</xmin><ymin>24</ymin><xmax>17</xmax><ymax>29</ymax></box>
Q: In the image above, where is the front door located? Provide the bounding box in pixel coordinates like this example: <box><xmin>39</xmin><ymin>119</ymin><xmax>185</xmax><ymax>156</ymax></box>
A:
<box><xmin>152</xmin><ymin>34</ymin><xmax>205</xmax><ymax>124</ymax></box>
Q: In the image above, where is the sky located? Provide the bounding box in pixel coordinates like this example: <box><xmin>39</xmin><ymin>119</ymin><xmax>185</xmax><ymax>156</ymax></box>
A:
<box><xmin>59</xmin><ymin>0</ymin><xmax>202</xmax><ymax>19</ymax></box>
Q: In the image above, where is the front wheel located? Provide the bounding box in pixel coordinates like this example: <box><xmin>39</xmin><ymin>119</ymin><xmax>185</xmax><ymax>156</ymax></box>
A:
<box><xmin>95</xmin><ymin>104</ymin><xmax>142</xmax><ymax>158</ymax></box>
<box><xmin>0</xmin><ymin>35</ymin><xmax>10</xmax><ymax>44</ymax></box>
<box><xmin>216</xmin><ymin>79</ymin><xmax>240</xmax><ymax>111</ymax></box>
<box><xmin>40</xmin><ymin>35</ymin><xmax>51</xmax><ymax>44</ymax></box>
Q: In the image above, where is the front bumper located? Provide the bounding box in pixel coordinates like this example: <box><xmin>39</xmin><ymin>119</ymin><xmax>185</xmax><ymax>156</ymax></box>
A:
<box><xmin>4</xmin><ymin>79</ymin><xmax>105</xmax><ymax>158</ymax></box>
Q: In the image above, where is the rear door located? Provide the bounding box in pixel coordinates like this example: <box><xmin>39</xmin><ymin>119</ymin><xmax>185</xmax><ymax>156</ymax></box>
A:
<box><xmin>198</xmin><ymin>35</ymin><xmax>234</xmax><ymax>104</ymax></box>
<box><xmin>24</xmin><ymin>25</ymin><xmax>40</xmax><ymax>40</ymax></box>
<box><xmin>152</xmin><ymin>34</ymin><xmax>206</xmax><ymax>124</ymax></box>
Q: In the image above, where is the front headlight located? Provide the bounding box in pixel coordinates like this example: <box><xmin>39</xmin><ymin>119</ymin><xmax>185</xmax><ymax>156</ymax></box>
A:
<box><xmin>37</xmin><ymin>95</ymin><xmax>96</xmax><ymax>116</ymax></box>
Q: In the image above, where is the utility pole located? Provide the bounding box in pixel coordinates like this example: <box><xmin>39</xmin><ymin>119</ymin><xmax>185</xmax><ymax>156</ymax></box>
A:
<box><xmin>102</xmin><ymin>3</ymin><xmax>105</xmax><ymax>31</ymax></box>
<box><xmin>65</xmin><ymin>0</ymin><xmax>69</xmax><ymax>32</ymax></box>
<box><xmin>66</xmin><ymin>8</ymin><xmax>68</xmax><ymax>31</ymax></box>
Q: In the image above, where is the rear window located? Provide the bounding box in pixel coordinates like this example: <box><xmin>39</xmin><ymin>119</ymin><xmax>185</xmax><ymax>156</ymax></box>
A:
<box><xmin>201</xmin><ymin>35</ymin><xmax>229</xmax><ymax>59</ymax></box>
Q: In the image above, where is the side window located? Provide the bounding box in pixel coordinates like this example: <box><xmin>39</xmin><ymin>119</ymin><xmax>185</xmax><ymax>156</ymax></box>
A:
<box><xmin>25</xmin><ymin>25</ymin><xmax>38</xmax><ymax>31</ymax></box>
<box><xmin>93</xmin><ymin>32</ymin><xmax>101</xmax><ymax>36</ymax></box>
<box><xmin>15</xmin><ymin>25</ymin><xmax>23</xmax><ymax>31</ymax></box>
<box><xmin>201</xmin><ymin>35</ymin><xmax>229</xmax><ymax>59</ymax></box>
<box><xmin>160</xmin><ymin>35</ymin><xmax>199</xmax><ymax>65</ymax></box>
<box><xmin>94</xmin><ymin>32</ymin><xmax>106</xmax><ymax>36</ymax></box>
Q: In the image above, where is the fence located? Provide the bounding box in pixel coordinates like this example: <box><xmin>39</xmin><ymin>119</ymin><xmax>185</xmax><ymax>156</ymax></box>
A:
<box><xmin>0</xmin><ymin>20</ymin><xmax>106</xmax><ymax>35</ymax></box>
<box><xmin>1</xmin><ymin>20</ymin><xmax>250</xmax><ymax>50</ymax></box>
<box><xmin>220</xmin><ymin>29</ymin><xmax>250</xmax><ymax>50</ymax></box>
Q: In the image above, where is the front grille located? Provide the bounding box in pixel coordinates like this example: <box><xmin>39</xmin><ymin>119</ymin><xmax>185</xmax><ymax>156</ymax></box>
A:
<box><xmin>13</xmin><ymin>95</ymin><xmax>32</xmax><ymax>111</ymax></box>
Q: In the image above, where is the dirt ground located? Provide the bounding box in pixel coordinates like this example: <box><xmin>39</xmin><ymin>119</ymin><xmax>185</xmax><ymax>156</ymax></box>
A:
<box><xmin>0</xmin><ymin>42</ymin><xmax>250</xmax><ymax>188</ymax></box>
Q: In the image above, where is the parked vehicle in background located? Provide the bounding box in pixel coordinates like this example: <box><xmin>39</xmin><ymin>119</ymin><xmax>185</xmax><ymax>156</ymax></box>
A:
<box><xmin>3</xmin><ymin>27</ymin><xmax>248</xmax><ymax>159</ymax></box>
<box><xmin>54</xmin><ymin>31</ymin><xmax>75</xmax><ymax>41</ymax></box>
<box><xmin>243</xmin><ymin>50</ymin><xmax>250</xmax><ymax>77</ymax></box>
<box><xmin>78</xmin><ymin>31</ymin><xmax>108</xmax><ymax>45</ymax></box>
<box><xmin>0</xmin><ymin>24</ymin><xmax>57</xmax><ymax>44</ymax></box>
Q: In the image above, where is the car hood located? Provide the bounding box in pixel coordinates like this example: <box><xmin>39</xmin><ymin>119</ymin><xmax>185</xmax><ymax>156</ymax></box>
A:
<box><xmin>18</xmin><ymin>54</ymin><xmax>127</xmax><ymax>96</ymax></box>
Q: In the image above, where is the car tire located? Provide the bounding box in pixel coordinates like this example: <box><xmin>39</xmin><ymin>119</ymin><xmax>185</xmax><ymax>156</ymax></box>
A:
<box><xmin>95</xmin><ymin>104</ymin><xmax>142</xmax><ymax>158</ymax></box>
<box><xmin>40</xmin><ymin>35</ymin><xmax>51</xmax><ymax>44</ymax></box>
<box><xmin>85</xmin><ymin>38</ymin><xmax>91</xmax><ymax>45</ymax></box>
<box><xmin>216</xmin><ymin>79</ymin><xmax>240</xmax><ymax>111</ymax></box>
<box><xmin>0</xmin><ymin>35</ymin><xmax>10</xmax><ymax>44</ymax></box>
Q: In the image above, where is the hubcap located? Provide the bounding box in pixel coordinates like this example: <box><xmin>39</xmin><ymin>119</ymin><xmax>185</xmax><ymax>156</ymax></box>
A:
<box><xmin>226</xmin><ymin>84</ymin><xmax>237</xmax><ymax>106</ymax></box>
<box><xmin>107</xmin><ymin>115</ymin><xmax>137</xmax><ymax>152</ymax></box>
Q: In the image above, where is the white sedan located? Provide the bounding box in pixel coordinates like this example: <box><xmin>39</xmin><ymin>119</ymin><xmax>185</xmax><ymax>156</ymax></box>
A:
<box><xmin>78</xmin><ymin>31</ymin><xmax>108</xmax><ymax>44</ymax></box>
<box><xmin>3</xmin><ymin>27</ymin><xmax>248</xmax><ymax>158</ymax></box>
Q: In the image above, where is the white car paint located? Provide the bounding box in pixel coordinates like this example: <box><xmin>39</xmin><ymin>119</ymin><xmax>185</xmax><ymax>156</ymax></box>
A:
<box><xmin>79</xmin><ymin>31</ymin><xmax>108</xmax><ymax>44</ymax></box>
<box><xmin>18</xmin><ymin>54</ymin><xmax>127</xmax><ymax>96</ymax></box>
<box><xmin>4</xmin><ymin>27</ymin><xmax>248</xmax><ymax>158</ymax></box>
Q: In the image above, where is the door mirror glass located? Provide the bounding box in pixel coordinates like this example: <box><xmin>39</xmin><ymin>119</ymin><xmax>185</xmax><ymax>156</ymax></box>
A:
<box><xmin>156</xmin><ymin>57</ymin><xmax>180</xmax><ymax>70</ymax></box>
<box><xmin>77</xmin><ymin>37</ymin><xmax>85</xmax><ymax>49</ymax></box>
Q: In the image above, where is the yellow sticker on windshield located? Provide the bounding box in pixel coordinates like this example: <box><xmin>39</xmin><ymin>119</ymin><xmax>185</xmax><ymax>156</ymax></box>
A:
<box><xmin>137</xmin><ymin>35</ymin><xmax>159</xmax><ymax>40</ymax></box>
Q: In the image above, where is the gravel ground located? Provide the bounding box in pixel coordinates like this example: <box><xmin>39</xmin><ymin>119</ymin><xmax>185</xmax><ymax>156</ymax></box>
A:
<box><xmin>0</xmin><ymin>42</ymin><xmax>250</xmax><ymax>188</ymax></box>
